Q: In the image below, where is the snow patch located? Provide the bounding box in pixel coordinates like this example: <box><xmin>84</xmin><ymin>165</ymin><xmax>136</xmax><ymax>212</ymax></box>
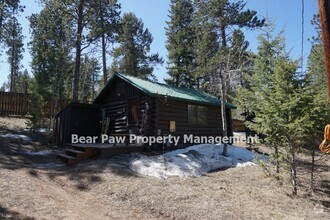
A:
<box><xmin>233</xmin><ymin>132</ymin><xmax>246</xmax><ymax>136</ymax></box>
<box><xmin>129</xmin><ymin>144</ymin><xmax>267</xmax><ymax>179</ymax></box>
<box><xmin>0</xmin><ymin>133</ymin><xmax>32</xmax><ymax>142</ymax></box>
<box><xmin>24</xmin><ymin>128</ymin><xmax>52</xmax><ymax>133</ymax></box>
<box><xmin>32</xmin><ymin>162</ymin><xmax>63</xmax><ymax>169</ymax></box>
<box><xmin>23</xmin><ymin>150</ymin><xmax>52</xmax><ymax>156</ymax></box>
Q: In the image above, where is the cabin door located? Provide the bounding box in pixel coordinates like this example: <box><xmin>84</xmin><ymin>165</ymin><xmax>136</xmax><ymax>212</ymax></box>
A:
<box><xmin>127</xmin><ymin>99</ymin><xmax>139</xmax><ymax>134</ymax></box>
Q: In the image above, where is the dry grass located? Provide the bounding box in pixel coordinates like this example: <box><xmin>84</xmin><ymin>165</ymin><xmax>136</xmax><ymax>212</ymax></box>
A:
<box><xmin>0</xmin><ymin>117</ymin><xmax>329</xmax><ymax>219</ymax></box>
<box><xmin>0</xmin><ymin>116</ymin><xmax>29</xmax><ymax>130</ymax></box>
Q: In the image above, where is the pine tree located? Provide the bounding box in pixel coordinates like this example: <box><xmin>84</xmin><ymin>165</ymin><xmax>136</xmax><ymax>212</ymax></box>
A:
<box><xmin>0</xmin><ymin>82</ymin><xmax>8</xmax><ymax>91</ymax></box>
<box><xmin>166</xmin><ymin>0</ymin><xmax>195</xmax><ymax>87</ymax></box>
<box><xmin>228</xmin><ymin>30</ymin><xmax>249</xmax><ymax>87</ymax></box>
<box><xmin>68</xmin><ymin>0</ymin><xmax>90</xmax><ymax>102</ymax></box>
<box><xmin>236</xmin><ymin>27</ymin><xmax>316</xmax><ymax>195</ymax></box>
<box><xmin>266</xmin><ymin>56</ymin><xmax>308</xmax><ymax>195</ymax></box>
<box><xmin>79</xmin><ymin>55</ymin><xmax>101</xmax><ymax>103</ymax></box>
<box><xmin>236</xmin><ymin>26</ymin><xmax>286</xmax><ymax>173</ymax></box>
<box><xmin>3</xmin><ymin>6</ymin><xmax>24</xmax><ymax>92</ymax></box>
<box><xmin>29</xmin><ymin>0</ymin><xmax>73</xmax><ymax>102</ymax></box>
<box><xmin>304</xmin><ymin>43</ymin><xmax>329</xmax><ymax>190</ymax></box>
<box><xmin>204</xmin><ymin>0</ymin><xmax>264</xmax><ymax>96</ymax></box>
<box><xmin>15</xmin><ymin>69</ymin><xmax>30</xmax><ymax>93</ymax></box>
<box><xmin>40</xmin><ymin>0</ymin><xmax>98</xmax><ymax>102</ymax></box>
<box><xmin>0</xmin><ymin>0</ymin><xmax>24</xmax><ymax>44</ymax></box>
<box><xmin>88</xmin><ymin>0</ymin><xmax>121</xmax><ymax>85</ymax></box>
<box><xmin>110</xmin><ymin>12</ymin><xmax>163</xmax><ymax>79</ymax></box>
<box><xmin>209</xmin><ymin>0</ymin><xmax>264</xmax><ymax>48</ymax></box>
<box><xmin>28</xmin><ymin>78</ymin><xmax>44</xmax><ymax>130</ymax></box>
<box><xmin>29</xmin><ymin>0</ymin><xmax>74</xmax><ymax>128</ymax></box>
<box><xmin>193</xmin><ymin>0</ymin><xmax>219</xmax><ymax>90</ymax></box>
<box><xmin>190</xmin><ymin>0</ymin><xmax>264</xmax><ymax>156</ymax></box>
<box><xmin>303</xmin><ymin>14</ymin><xmax>330</xmax><ymax>190</ymax></box>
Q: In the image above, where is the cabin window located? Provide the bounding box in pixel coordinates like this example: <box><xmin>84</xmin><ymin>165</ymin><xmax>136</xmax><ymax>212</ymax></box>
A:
<box><xmin>128</xmin><ymin>99</ymin><xmax>139</xmax><ymax>126</ymax></box>
<box><xmin>116</xmin><ymin>82</ymin><xmax>125</xmax><ymax>97</ymax></box>
<box><xmin>188</xmin><ymin>104</ymin><xmax>207</xmax><ymax>125</ymax></box>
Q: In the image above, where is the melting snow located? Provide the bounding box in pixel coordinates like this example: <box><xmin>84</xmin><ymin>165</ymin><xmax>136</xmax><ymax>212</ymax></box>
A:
<box><xmin>32</xmin><ymin>162</ymin><xmax>63</xmax><ymax>169</ymax></box>
<box><xmin>24</xmin><ymin>128</ymin><xmax>52</xmax><ymax>133</ymax></box>
<box><xmin>0</xmin><ymin>133</ymin><xmax>32</xmax><ymax>142</ymax></box>
<box><xmin>23</xmin><ymin>150</ymin><xmax>52</xmax><ymax>156</ymax></box>
<box><xmin>129</xmin><ymin>144</ymin><xmax>267</xmax><ymax>179</ymax></box>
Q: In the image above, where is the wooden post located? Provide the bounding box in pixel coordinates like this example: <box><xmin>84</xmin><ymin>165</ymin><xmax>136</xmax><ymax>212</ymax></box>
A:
<box><xmin>318</xmin><ymin>0</ymin><xmax>330</xmax><ymax>100</ymax></box>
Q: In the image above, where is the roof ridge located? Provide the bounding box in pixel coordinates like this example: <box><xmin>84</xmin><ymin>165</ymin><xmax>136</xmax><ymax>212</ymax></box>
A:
<box><xmin>116</xmin><ymin>72</ymin><xmax>217</xmax><ymax>98</ymax></box>
<box><xmin>94</xmin><ymin>72</ymin><xmax>236</xmax><ymax>109</ymax></box>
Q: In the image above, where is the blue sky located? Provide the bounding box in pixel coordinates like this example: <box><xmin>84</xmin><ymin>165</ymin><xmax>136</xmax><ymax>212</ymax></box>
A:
<box><xmin>0</xmin><ymin>0</ymin><xmax>319</xmax><ymax>86</ymax></box>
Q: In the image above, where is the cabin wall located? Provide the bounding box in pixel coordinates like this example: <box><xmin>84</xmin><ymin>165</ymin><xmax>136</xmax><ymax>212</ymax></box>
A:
<box><xmin>94</xmin><ymin>76</ymin><xmax>234</xmax><ymax>146</ymax></box>
<box><xmin>55</xmin><ymin>103</ymin><xmax>100</xmax><ymax>147</ymax></box>
<box><xmin>156</xmin><ymin>99</ymin><xmax>221</xmax><ymax>135</ymax></box>
<box><xmin>97</xmin><ymin>78</ymin><xmax>156</xmax><ymax>135</ymax></box>
<box><xmin>56</xmin><ymin>75</ymin><xmax>235</xmax><ymax>149</ymax></box>
<box><xmin>155</xmin><ymin>99</ymin><xmax>233</xmax><ymax>143</ymax></box>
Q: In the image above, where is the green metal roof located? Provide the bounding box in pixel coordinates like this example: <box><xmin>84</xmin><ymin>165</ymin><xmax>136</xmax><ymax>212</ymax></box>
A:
<box><xmin>95</xmin><ymin>73</ymin><xmax>236</xmax><ymax>109</ymax></box>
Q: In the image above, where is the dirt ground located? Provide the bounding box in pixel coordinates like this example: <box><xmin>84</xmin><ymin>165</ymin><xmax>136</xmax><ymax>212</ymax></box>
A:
<box><xmin>0</xmin><ymin>117</ymin><xmax>329</xmax><ymax>220</ymax></box>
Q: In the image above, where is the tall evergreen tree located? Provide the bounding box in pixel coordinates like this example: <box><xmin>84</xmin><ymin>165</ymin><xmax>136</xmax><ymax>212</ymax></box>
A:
<box><xmin>190</xmin><ymin>0</ymin><xmax>264</xmax><ymax>156</ymax></box>
<box><xmin>110</xmin><ymin>12</ymin><xmax>163</xmax><ymax>79</ymax></box>
<box><xmin>41</xmin><ymin>0</ymin><xmax>96</xmax><ymax>102</ymax></box>
<box><xmin>304</xmin><ymin>42</ymin><xmax>330</xmax><ymax>190</ymax></box>
<box><xmin>201</xmin><ymin>0</ymin><xmax>264</xmax><ymax>95</ymax></box>
<box><xmin>79</xmin><ymin>55</ymin><xmax>101</xmax><ymax>103</ymax></box>
<box><xmin>228</xmin><ymin>30</ymin><xmax>249</xmax><ymax>81</ymax></box>
<box><xmin>0</xmin><ymin>0</ymin><xmax>24</xmax><ymax>44</ymax></box>
<box><xmin>303</xmin><ymin>14</ymin><xmax>330</xmax><ymax>190</ymax></box>
<box><xmin>66</xmin><ymin>0</ymin><xmax>92</xmax><ymax>102</ymax></box>
<box><xmin>29</xmin><ymin>0</ymin><xmax>74</xmax><ymax>127</ymax></box>
<box><xmin>3</xmin><ymin>4</ymin><xmax>24</xmax><ymax>92</ymax></box>
<box><xmin>166</xmin><ymin>0</ymin><xmax>195</xmax><ymax>87</ymax></box>
<box><xmin>40</xmin><ymin>0</ymin><xmax>122</xmax><ymax>101</ymax></box>
<box><xmin>193</xmin><ymin>0</ymin><xmax>219</xmax><ymax>90</ymax></box>
<box><xmin>236</xmin><ymin>28</ymin><xmax>313</xmax><ymax>195</ymax></box>
<box><xmin>15</xmin><ymin>69</ymin><xmax>30</xmax><ymax>93</ymax></box>
<box><xmin>88</xmin><ymin>0</ymin><xmax>121</xmax><ymax>85</ymax></box>
<box><xmin>209</xmin><ymin>0</ymin><xmax>264</xmax><ymax>48</ymax></box>
<box><xmin>236</xmin><ymin>26</ymin><xmax>285</xmax><ymax>172</ymax></box>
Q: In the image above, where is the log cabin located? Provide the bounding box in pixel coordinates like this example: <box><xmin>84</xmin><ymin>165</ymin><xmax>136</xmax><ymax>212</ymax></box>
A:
<box><xmin>55</xmin><ymin>73</ymin><xmax>236</xmax><ymax>151</ymax></box>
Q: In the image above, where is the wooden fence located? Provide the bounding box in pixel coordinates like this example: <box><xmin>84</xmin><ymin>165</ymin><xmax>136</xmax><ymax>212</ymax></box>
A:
<box><xmin>0</xmin><ymin>91</ymin><xmax>71</xmax><ymax>118</ymax></box>
<box><xmin>0</xmin><ymin>91</ymin><xmax>29</xmax><ymax>116</ymax></box>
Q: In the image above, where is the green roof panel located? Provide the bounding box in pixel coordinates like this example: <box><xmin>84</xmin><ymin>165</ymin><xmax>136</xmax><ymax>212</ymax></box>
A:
<box><xmin>96</xmin><ymin>73</ymin><xmax>236</xmax><ymax>109</ymax></box>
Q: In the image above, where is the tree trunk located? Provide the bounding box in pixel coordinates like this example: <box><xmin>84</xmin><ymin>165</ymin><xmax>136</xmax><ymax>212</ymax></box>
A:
<box><xmin>102</xmin><ymin>33</ymin><xmax>107</xmax><ymax>85</ymax></box>
<box><xmin>221</xmin><ymin>23</ymin><xmax>227</xmax><ymax>48</ymax></box>
<box><xmin>72</xmin><ymin>0</ymin><xmax>85</xmax><ymax>102</ymax></box>
<box><xmin>81</xmin><ymin>63</ymin><xmax>86</xmax><ymax>103</ymax></box>
<box><xmin>290</xmin><ymin>145</ymin><xmax>298</xmax><ymax>195</ymax></box>
<box><xmin>219</xmin><ymin>63</ymin><xmax>228</xmax><ymax>156</ymax></box>
<box><xmin>92</xmin><ymin>63</ymin><xmax>95</xmax><ymax>100</ymax></box>
<box><xmin>310</xmin><ymin>144</ymin><xmax>316</xmax><ymax>191</ymax></box>
<box><xmin>274</xmin><ymin>145</ymin><xmax>280</xmax><ymax>174</ymax></box>
<box><xmin>100</xmin><ymin>5</ymin><xmax>107</xmax><ymax>85</ymax></box>
<box><xmin>318</xmin><ymin>0</ymin><xmax>330</xmax><ymax>100</ymax></box>
<box><xmin>10</xmin><ymin>39</ymin><xmax>15</xmax><ymax>92</ymax></box>
<box><xmin>0</xmin><ymin>0</ymin><xmax>5</xmax><ymax>40</ymax></box>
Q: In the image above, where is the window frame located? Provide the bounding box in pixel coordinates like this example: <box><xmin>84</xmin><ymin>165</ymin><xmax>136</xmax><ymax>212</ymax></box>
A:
<box><xmin>187</xmin><ymin>104</ymin><xmax>208</xmax><ymax>125</ymax></box>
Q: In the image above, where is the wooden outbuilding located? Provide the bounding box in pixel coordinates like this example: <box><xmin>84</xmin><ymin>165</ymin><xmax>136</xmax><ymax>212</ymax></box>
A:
<box><xmin>55</xmin><ymin>73</ymin><xmax>236</xmax><ymax>149</ymax></box>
